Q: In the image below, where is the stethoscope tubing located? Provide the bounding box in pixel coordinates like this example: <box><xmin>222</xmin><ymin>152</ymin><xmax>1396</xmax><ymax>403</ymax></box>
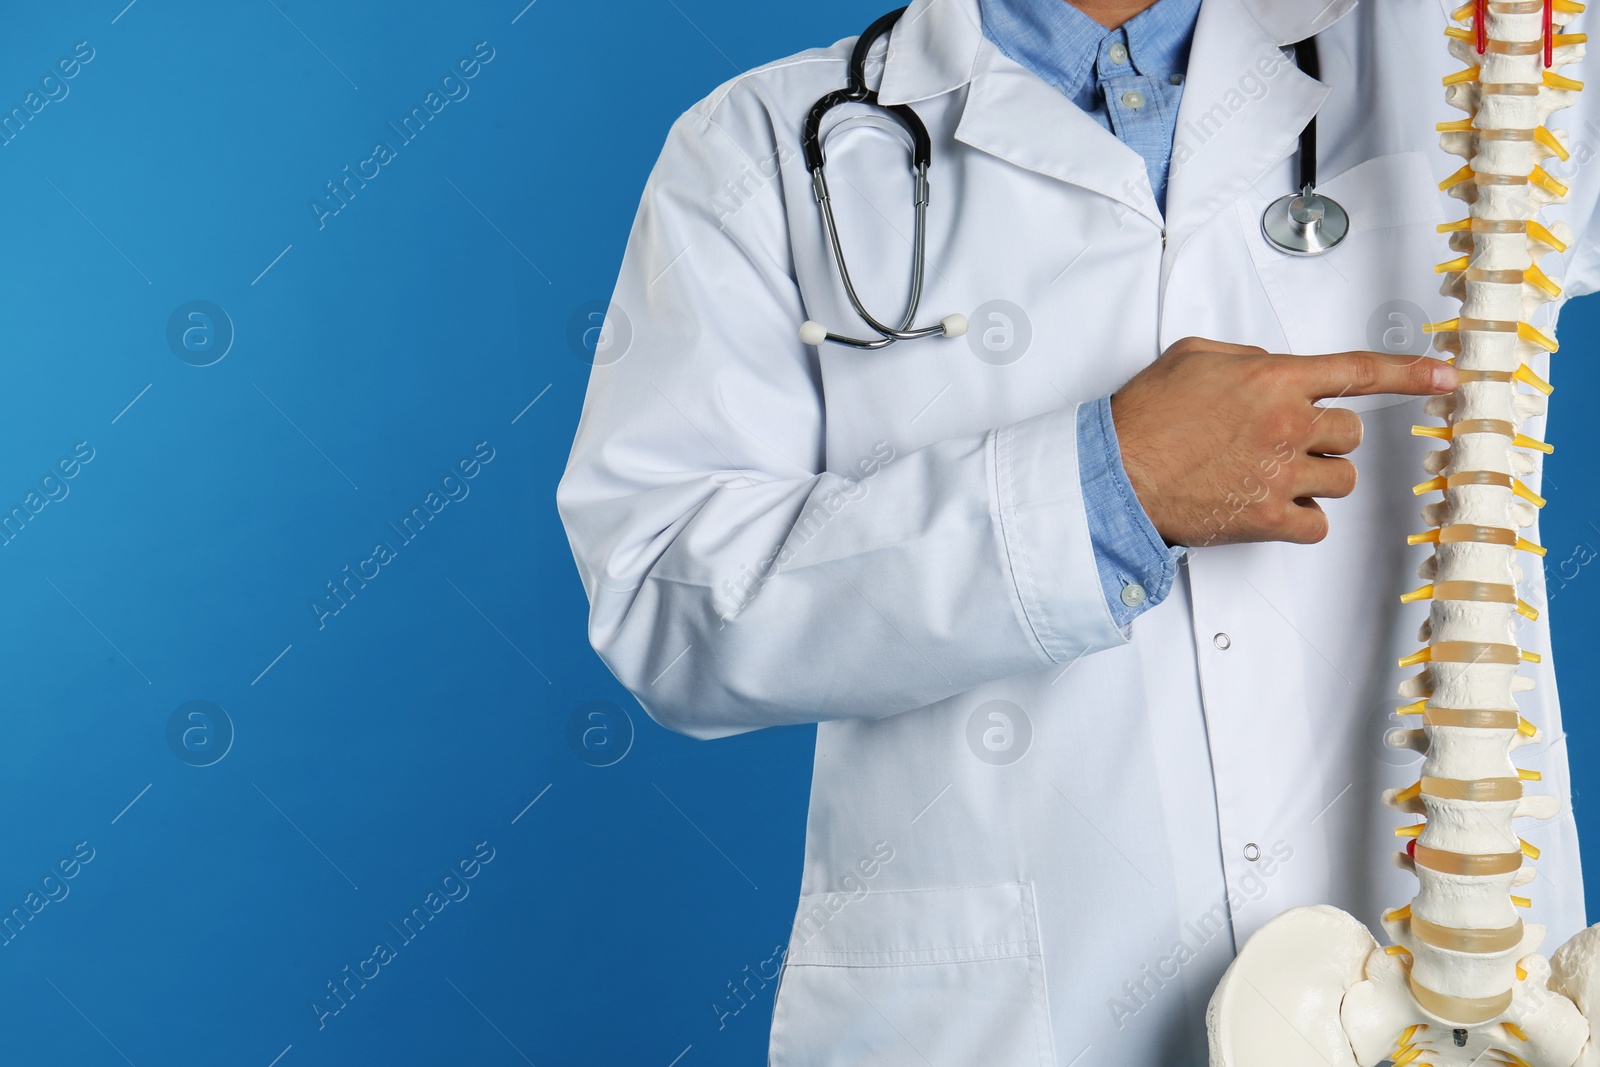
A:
<box><xmin>812</xmin><ymin>166</ymin><xmax>945</xmax><ymax>347</ymax></box>
<box><xmin>799</xmin><ymin>9</ymin><xmax>1350</xmax><ymax>349</ymax></box>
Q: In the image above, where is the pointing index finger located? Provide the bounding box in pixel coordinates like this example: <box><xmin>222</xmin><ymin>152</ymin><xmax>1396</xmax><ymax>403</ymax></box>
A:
<box><xmin>1300</xmin><ymin>351</ymin><xmax>1458</xmax><ymax>400</ymax></box>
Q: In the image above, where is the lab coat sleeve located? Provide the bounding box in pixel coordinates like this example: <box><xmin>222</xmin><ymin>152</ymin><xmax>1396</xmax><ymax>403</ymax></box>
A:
<box><xmin>1561</xmin><ymin>223</ymin><xmax>1600</xmax><ymax>300</ymax></box>
<box><xmin>1555</xmin><ymin>92</ymin><xmax>1600</xmax><ymax>299</ymax></box>
<box><xmin>556</xmin><ymin>93</ymin><xmax>1127</xmax><ymax>740</ymax></box>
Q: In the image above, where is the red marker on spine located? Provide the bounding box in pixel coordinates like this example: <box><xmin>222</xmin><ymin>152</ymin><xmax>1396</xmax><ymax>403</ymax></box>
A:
<box><xmin>1544</xmin><ymin>0</ymin><xmax>1555</xmax><ymax>67</ymax></box>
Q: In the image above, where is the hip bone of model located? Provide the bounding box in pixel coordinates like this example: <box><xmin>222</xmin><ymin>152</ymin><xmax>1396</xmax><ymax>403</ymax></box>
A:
<box><xmin>1207</xmin><ymin>4</ymin><xmax>1600</xmax><ymax>1065</ymax></box>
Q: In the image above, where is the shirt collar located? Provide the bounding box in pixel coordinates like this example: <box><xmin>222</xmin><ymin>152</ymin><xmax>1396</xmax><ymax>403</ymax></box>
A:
<box><xmin>977</xmin><ymin>0</ymin><xmax>1202</xmax><ymax>110</ymax></box>
<box><xmin>1122</xmin><ymin>0</ymin><xmax>1203</xmax><ymax>78</ymax></box>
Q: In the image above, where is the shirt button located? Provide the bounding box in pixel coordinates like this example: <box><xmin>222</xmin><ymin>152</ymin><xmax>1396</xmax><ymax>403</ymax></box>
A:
<box><xmin>1121</xmin><ymin>583</ymin><xmax>1147</xmax><ymax>608</ymax></box>
<box><xmin>1109</xmin><ymin>42</ymin><xmax>1129</xmax><ymax>64</ymax></box>
<box><xmin>1213</xmin><ymin>632</ymin><xmax>1231</xmax><ymax>650</ymax></box>
<box><xmin>1121</xmin><ymin>89</ymin><xmax>1146</xmax><ymax>110</ymax></box>
<box><xmin>1244</xmin><ymin>842</ymin><xmax>1261</xmax><ymax>861</ymax></box>
<box><xmin>1169</xmin><ymin>73</ymin><xmax>1184</xmax><ymax>85</ymax></box>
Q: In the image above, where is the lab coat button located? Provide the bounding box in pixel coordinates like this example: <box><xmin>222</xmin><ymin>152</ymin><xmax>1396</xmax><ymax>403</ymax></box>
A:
<box><xmin>1109</xmin><ymin>42</ymin><xmax>1129</xmax><ymax>64</ymax></box>
<box><xmin>1120</xmin><ymin>583</ymin><xmax>1147</xmax><ymax>607</ymax></box>
<box><xmin>1213</xmin><ymin>632</ymin><xmax>1231</xmax><ymax>650</ymax></box>
<box><xmin>1121</xmin><ymin>89</ymin><xmax>1146</xmax><ymax>110</ymax></box>
<box><xmin>1243</xmin><ymin>842</ymin><xmax>1261</xmax><ymax>861</ymax></box>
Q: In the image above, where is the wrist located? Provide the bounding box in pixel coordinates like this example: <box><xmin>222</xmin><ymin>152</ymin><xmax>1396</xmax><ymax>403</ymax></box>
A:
<box><xmin>1107</xmin><ymin>392</ymin><xmax>1174</xmax><ymax>547</ymax></box>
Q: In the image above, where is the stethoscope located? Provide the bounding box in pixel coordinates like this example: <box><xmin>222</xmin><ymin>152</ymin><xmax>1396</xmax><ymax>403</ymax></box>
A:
<box><xmin>1258</xmin><ymin>37</ymin><xmax>1350</xmax><ymax>258</ymax></box>
<box><xmin>797</xmin><ymin>8</ymin><xmax>1349</xmax><ymax>350</ymax></box>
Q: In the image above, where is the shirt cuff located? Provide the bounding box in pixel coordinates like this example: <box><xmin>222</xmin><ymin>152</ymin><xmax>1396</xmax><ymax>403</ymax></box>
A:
<box><xmin>1075</xmin><ymin>394</ymin><xmax>1186</xmax><ymax>629</ymax></box>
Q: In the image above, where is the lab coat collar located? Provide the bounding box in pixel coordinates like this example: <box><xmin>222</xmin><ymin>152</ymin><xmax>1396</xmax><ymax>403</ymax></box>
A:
<box><xmin>880</xmin><ymin>0</ymin><xmax>1164</xmax><ymax>227</ymax></box>
<box><xmin>1160</xmin><ymin>0</ymin><xmax>1356</xmax><ymax>262</ymax></box>
<box><xmin>876</xmin><ymin>0</ymin><xmax>983</xmax><ymax>107</ymax></box>
<box><xmin>875</xmin><ymin>0</ymin><xmax>1361</xmax><ymax>106</ymax></box>
<box><xmin>1239</xmin><ymin>0</ymin><xmax>1361</xmax><ymax>45</ymax></box>
<box><xmin>956</xmin><ymin>43</ymin><xmax>1164</xmax><ymax>226</ymax></box>
<box><xmin>874</xmin><ymin>0</ymin><xmax>1361</xmax><ymax>232</ymax></box>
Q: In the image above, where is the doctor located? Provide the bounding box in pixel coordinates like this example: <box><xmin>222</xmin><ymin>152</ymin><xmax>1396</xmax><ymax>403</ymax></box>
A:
<box><xmin>558</xmin><ymin>0</ymin><xmax>1600</xmax><ymax>1063</ymax></box>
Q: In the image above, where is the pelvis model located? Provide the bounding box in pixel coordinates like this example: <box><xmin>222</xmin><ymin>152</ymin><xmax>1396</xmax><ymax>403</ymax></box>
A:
<box><xmin>1207</xmin><ymin>3</ymin><xmax>1600</xmax><ymax>1065</ymax></box>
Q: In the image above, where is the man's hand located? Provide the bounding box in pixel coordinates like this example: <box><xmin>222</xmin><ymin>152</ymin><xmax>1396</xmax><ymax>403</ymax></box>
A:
<box><xmin>1110</xmin><ymin>337</ymin><xmax>1458</xmax><ymax>547</ymax></box>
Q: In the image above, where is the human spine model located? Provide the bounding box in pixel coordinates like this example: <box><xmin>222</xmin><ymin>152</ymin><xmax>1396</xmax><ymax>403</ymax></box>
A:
<box><xmin>1207</xmin><ymin>5</ymin><xmax>1600</xmax><ymax>1066</ymax></box>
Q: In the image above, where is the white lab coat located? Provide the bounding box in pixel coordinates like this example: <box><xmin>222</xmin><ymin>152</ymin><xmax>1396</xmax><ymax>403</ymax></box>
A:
<box><xmin>557</xmin><ymin>0</ymin><xmax>1600</xmax><ymax>1062</ymax></box>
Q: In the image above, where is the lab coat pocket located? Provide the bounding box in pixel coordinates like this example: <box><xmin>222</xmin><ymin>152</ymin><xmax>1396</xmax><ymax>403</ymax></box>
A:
<box><xmin>1237</xmin><ymin>151</ymin><xmax>1455</xmax><ymax>412</ymax></box>
<box><xmin>768</xmin><ymin>882</ymin><xmax>1056</xmax><ymax>1067</ymax></box>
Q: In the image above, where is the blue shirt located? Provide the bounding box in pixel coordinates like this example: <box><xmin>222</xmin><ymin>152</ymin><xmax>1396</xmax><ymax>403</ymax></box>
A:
<box><xmin>1075</xmin><ymin>396</ymin><xmax>1185</xmax><ymax>629</ymax></box>
<box><xmin>979</xmin><ymin>0</ymin><xmax>1197</xmax><ymax>628</ymax></box>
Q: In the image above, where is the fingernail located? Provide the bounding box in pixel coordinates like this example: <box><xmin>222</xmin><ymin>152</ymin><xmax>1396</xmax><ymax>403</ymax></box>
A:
<box><xmin>1432</xmin><ymin>362</ymin><xmax>1459</xmax><ymax>391</ymax></box>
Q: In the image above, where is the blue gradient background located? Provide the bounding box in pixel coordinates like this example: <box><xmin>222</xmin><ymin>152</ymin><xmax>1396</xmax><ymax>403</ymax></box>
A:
<box><xmin>0</xmin><ymin>1</ymin><xmax>1595</xmax><ymax>1065</ymax></box>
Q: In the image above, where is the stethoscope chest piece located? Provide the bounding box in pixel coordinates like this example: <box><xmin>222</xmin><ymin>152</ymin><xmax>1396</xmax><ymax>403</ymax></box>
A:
<box><xmin>1261</xmin><ymin>185</ymin><xmax>1350</xmax><ymax>257</ymax></box>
